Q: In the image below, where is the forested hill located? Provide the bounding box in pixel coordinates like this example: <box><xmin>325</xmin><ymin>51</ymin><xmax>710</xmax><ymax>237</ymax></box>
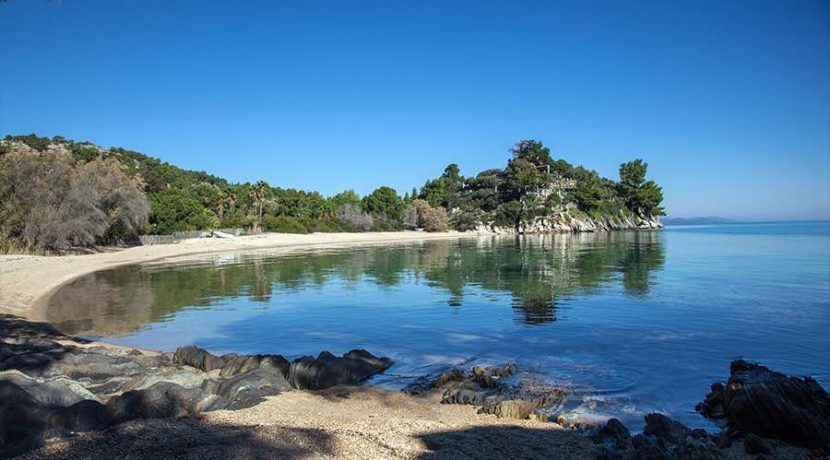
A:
<box><xmin>0</xmin><ymin>134</ymin><xmax>664</xmax><ymax>253</ymax></box>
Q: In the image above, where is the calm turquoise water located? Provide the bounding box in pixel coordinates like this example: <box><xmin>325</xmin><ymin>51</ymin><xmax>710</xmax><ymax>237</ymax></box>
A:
<box><xmin>47</xmin><ymin>222</ymin><xmax>830</xmax><ymax>429</ymax></box>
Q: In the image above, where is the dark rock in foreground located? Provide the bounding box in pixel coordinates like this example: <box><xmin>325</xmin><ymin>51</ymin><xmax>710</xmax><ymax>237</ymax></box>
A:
<box><xmin>287</xmin><ymin>349</ymin><xmax>392</xmax><ymax>390</ymax></box>
<box><xmin>696</xmin><ymin>359</ymin><xmax>830</xmax><ymax>449</ymax></box>
<box><xmin>0</xmin><ymin>314</ymin><xmax>393</xmax><ymax>458</ymax></box>
<box><xmin>172</xmin><ymin>346</ymin><xmax>291</xmax><ymax>380</ymax></box>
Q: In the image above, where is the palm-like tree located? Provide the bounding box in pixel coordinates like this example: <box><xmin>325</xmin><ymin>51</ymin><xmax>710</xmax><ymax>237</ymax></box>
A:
<box><xmin>216</xmin><ymin>187</ymin><xmax>237</xmax><ymax>221</ymax></box>
<box><xmin>249</xmin><ymin>181</ymin><xmax>270</xmax><ymax>230</ymax></box>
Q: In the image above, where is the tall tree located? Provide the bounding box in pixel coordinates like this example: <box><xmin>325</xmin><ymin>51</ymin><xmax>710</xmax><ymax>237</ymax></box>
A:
<box><xmin>510</xmin><ymin>140</ymin><xmax>553</xmax><ymax>170</ymax></box>
<box><xmin>250</xmin><ymin>180</ymin><xmax>271</xmax><ymax>230</ymax></box>
<box><xmin>618</xmin><ymin>159</ymin><xmax>664</xmax><ymax>216</ymax></box>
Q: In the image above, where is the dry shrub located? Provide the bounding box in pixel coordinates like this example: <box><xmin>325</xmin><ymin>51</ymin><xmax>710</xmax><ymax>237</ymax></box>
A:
<box><xmin>336</xmin><ymin>203</ymin><xmax>374</xmax><ymax>231</ymax></box>
<box><xmin>409</xmin><ymin>199</ymin><xmax>449</xmax><ymax>232</ymax></box>
<box><xmin>0</xmin><ymin>145</ymin><xmax>149</xmax><ymax>252</ymax></box>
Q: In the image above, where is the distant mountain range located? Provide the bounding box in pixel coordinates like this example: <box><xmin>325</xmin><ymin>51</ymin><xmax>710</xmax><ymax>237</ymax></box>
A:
<box><xmin>661</xmin><ymin>216</ymin><xmax>736</xmax><ymax>226</ymax></box>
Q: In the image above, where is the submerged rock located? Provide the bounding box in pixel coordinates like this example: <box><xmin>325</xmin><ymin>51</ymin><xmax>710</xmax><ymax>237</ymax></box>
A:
<box><xmin>287</xmin><ymin>350</ymin><xmax>392</xmax><ymax>390</ymax></box>
<box><xmin>412</xmin><ymin>363</ymin><xmax>566</xmax><ymax>421</ymax></box>
<box><xmin>697</xmin><ymin>359</ymin><xmax>830</xmax><ymax>448</ymax></box>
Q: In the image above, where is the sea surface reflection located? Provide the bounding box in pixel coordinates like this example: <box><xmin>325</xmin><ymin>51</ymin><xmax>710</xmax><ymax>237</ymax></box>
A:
<box><xmin>46</xmin><ymin>224</ymin><xmax>830</xmax><ymax>429</ymax></box>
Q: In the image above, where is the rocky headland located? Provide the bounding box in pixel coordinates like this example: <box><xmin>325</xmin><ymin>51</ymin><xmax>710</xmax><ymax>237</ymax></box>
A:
<box><xmin>476</xmin><ymin>211</ymin><xmax>662</xmax><ymax>235</ymax></box>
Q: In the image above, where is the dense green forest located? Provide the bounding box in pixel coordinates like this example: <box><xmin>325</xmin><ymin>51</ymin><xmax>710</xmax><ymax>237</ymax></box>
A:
<box><xmin>0</xmin><ymin>134</ymin><xmax>663</xmax><ymax>252</ymax></box>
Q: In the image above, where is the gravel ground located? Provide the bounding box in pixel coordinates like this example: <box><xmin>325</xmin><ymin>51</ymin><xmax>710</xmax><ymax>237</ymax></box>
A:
<box><xmin>20</xmin><ymin>387</ymin><xmax>599</xmax><ymax>460</ymax></box>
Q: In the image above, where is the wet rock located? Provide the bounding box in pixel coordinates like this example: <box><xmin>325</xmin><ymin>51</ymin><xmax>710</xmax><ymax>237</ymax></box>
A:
<box><xmin>344</xmin><ymin>349</ymin><xmax>391</xmax><ymax>371</ymax></box>
<box><xmin>472</xmin><ymin>363</ymin><xmax>516</xmax><ymax>388</ymax></box>
<box><xmin>614</xmin><ymin>413</ymin><xmax>721</xmax><ymax>460</ymax></box>
<box><xmin>643</xmin><ymin>413</ymin><xmax>692</xmax><ymax>445</ymax></box>
<box><xmin>433</xmin><ymin>369</ymin><xmax>465</xmax><ymax>387</ymax></box>
<box><xmin>402</xmin><ymin>368</ymin><xmax>464</xmax><ymax>395</ymax></box>
<box><xmin>697</xmin><ymin>359</ymin><xmax>830</xmax><ymax>448</ymax></box>
<box><xmin>171</xmin><ymin>346</ymin><xmax>290</xmax><ymax>380</ymax></box>
<box><xmin>204</xmin><ymin>368</ymin><xmax>292</xmax><ymax>410</ymax></box>
<box><xmin>590</xmin><ymin>418</ymin><xmax>631</xmax><ymax>451</ymax></box>
<box><xmin>287</xmin><ymin>350</ymin><xmax>392</xmax><ymax>390</ymax></box>
<box><xmin>433</xmin><ymin>363</ymin><xmax>565</xmax><ymax>420</ymax></box>
<box><xmin>172</xmin><ymin>346</ymin><xmax>227</xmax><ymax>372</ymax></box>
<box><xmin>695</xmin><ymin>382</ymin><xmax>726</xmax><ymax>420</ymax></box>
<box><xmin>442</xmin><ymin>387</ymin><xmax>487</xmax><ymax>405</ymax></box>
<box><xmin>478</xmin><ymin>396</ymin><xmax>552</xmax><ymax>420</ymax></box>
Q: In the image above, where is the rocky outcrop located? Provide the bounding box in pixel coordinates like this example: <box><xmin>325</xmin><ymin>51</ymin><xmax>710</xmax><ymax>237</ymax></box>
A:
<box><xmin>696</xmin><ymin>359</ymin><xmax>830</xmax><ymax>449</ymax></box>
<box><xmin>204</xmin><ymin>368</ymin><xmax>292</xmax><ymax>410</ymax></box>
<box><xmin>0</xmin><ymin>315</ymin><xmax>393</xmax><ymax>458</ymax></box>
<box><xmin>590</xmin><ymin>414</ymin><xmax>718</xmax><ymax>459</ymax></box>
<box><xmin>406</xmin><ymin>363</ymin><xmax>565</xmax><ymax>420</ymax></box>
<box><xmin>172</xmin><ymin>346</ymin><xmax>291</xmax><ymax>379</ymax></box>
<box><xmin>287</xmin><ymin>350</ymin><xmax>392</xmax><ymax>390</ymax></box>
<box><xmin>474</xmin><ymin>211</ymin><xmax>662</xmax><ymax>235</ymax></box>
<box><xmin>588</xmin><ymin>361</ymin><xmax>830</xmax><ymax>459</ymax></box>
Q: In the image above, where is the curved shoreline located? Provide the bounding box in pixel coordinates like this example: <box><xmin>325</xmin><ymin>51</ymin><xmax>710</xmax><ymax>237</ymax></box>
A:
<box><xmin>0</xmin><ymin>231</ymin><xmax>481</xmax><ymax>321</ymax></box>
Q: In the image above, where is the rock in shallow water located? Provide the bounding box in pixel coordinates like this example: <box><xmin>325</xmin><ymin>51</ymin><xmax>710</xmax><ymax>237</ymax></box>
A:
<box><xmin>697</xmin><ymin>359</ymin><xmax>830</xmax><ymax>448</ymax></box>
<box><xmin>287</xmin><ymin>350</ymin><xmax>393</xmax><ymax>390</ymax></box>
<box><xmin>408</xmin><ymin>363</ymin><xmax>566</xmax><ymax>421</ymax></box>
<box><xmin>172</xmin><ymin>346</ymin><xmax>291</xmax><ymax>380</ymax></box>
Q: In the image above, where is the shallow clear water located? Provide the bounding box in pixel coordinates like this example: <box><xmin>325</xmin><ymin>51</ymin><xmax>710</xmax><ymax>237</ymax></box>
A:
<box><xmin>47</xmin><ymin>222</ymin><xmax>830</xmax><ymax>429</ymax></box>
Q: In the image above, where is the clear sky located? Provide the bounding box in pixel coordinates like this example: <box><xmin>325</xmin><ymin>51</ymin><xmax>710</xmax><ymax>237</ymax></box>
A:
<box><xmin>1</xmin><ymin>0</ymin><xmax>828</xmax><ymax>220</ymax></box>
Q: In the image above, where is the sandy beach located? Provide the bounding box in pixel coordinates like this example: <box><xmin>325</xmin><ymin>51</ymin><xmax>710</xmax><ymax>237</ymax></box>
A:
<box><xmin>0</xmin><ymin>231</ymin><xmax>483</xmax><ymax>320</ymax></box>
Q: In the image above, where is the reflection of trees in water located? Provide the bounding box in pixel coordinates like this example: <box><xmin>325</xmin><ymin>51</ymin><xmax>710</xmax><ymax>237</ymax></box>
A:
<box><xmin>415</xmin><ymin>232</ymin><xmax>665</xmax><ymax>324</ymax></box>
<box><xmin>47</xmin><ymin>268</ymin><xmax>157</xmax><ymax>336</ymax></box>
<box><xmin>48</xmin><ymin>232</ymin><xmax>665</xmax><ymax>334</ymax></box>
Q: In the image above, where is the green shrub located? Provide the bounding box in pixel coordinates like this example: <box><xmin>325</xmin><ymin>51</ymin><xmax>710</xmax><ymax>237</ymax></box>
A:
<box><xmin>262</xmin><ymin>215</ymin><xmax>309</xmax><ymax>234</ymax></box>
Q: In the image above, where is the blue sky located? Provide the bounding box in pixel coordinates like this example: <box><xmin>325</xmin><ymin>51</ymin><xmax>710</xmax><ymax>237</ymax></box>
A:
<box><xmin>1</xmin><ymin>0</ymin><xmax>828</xmax><ymax>220</ymax></box>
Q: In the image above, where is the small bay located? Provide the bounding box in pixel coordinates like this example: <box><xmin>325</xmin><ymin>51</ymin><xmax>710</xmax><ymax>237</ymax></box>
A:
<box><xmin>46</xmin><ymin>222</ymin><xmax>830</xmax><ymax>429</ymax></box>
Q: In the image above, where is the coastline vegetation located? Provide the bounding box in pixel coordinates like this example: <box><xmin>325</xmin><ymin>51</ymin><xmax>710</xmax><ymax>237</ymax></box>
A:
<box><xmin>0</xmin><ymin>134</ymin><xmax>663</xmax><ymax>253</ymax></box>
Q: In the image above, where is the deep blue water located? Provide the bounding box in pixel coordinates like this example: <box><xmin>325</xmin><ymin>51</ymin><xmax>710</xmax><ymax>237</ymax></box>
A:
<box><xmin>47</xmin><ymin>222</ymin><xmax>830</xmax><ymax>429</ymax></box>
